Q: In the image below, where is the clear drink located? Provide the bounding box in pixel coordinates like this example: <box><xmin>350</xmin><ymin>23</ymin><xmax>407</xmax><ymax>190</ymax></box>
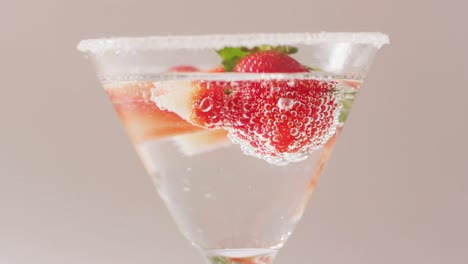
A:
<box><xmin>104</xmin><ymin>73</ymin><xmax>360</xmax><ymax>262</ymax></box>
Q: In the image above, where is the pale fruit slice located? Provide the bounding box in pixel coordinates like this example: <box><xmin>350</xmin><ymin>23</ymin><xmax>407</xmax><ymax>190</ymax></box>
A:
<box><xmin>342</xmin><ymin>79</ymin><xmax>361</xmax><ymax>90</ymax></box>
<box><xmin>106</xmin><ymin>82</ymin><xmax>203</xmax><ymax>143</ymax></box>
<box><xmin>150</xmin><ymin>80</ymin><xmax>197</xmax><ymax>123</ymax></box>
<box><xmin>172</xmin><ymin>129</ymin><xmax>231</xmax><ymax>156</ymax></box>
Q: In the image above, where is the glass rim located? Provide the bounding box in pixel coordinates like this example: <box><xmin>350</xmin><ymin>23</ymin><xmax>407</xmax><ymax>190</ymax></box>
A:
<box><xmin>77</xmin><ymin>32</ymin><xmax>389</xmax><ymax>54</ymax></box>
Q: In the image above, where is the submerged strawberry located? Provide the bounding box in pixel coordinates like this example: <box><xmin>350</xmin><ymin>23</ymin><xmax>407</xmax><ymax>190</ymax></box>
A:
<box><xmin>191</xmin><ymin>79</ymin><xmax>339</xmax><ymax>162</ymax></box>
<box><xmin>166</xmin><ymin>65</ymin><xmax>199</xmax><ymax>72</ymax></box>
<box><xmin>153</xmin><ymin>46</ymin><xmax>340</xmax><ymax>164</ymax></box>
<box><xmin>229</xmin><ymin>49</ymin><xmax>338</xmax><ymax>162</ymax></box>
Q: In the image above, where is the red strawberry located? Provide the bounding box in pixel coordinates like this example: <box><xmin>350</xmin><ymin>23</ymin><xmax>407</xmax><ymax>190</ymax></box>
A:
<box><xmin>166</xmin><ymin>65</ymin><xmax>199</xmax><ymax>72</ymax></box>
<box><xmin>191</xmin><ymin>79</ymin><xmax>339</xmax><ymax>162</ymax></box>
<box><xmin>234</xmin><ymin>50</ymin><xmax>308</xmax><ymax>73</ymax></box>
<box><xmin>153</xmin><ymin>51</ymin><xmax>339</xmax><ymax>164</ymax></box>
<box><xmin>229</xmin><ymin>51</ymin><xmax>338</xmax><ymax>162</ymax></box>
<box><xmin>206</xmin><ymin>66</ymin><xmax>225</xmax><ymax>73</ymax></box>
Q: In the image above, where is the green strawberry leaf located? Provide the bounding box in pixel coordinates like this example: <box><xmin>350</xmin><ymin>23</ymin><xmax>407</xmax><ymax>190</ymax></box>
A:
<box><xmin>306</xmin><ymin>66</ymin><xmax>320</xmax><ymax>71</ymax></box>
<box><xmin>210</xmin><ymin>256</ymin><xmax>228</xmax><ymax>264</ymax></box>
<box><xmin>209</xmin><ymin>256</ymin><xmax>242</xmax><ymax>264</ymax></box>
<box><xmin>338</xmin><ymin>92</ymin><xmax>356</xmax><ymax>123</ymax></box>
<box><xmin>249</xmin><ymin>45</ymin><xmax>298</xmax><ymax>54</ymax></box>
<box><xmin>216</xmin><ymin>47</ymin><xmax>251</xmax><ymax>72</ymax></box>
<box><xmin>216</xmin><ymin>45</ymin><xmax>299</xmax><ymax>72</ymax></box>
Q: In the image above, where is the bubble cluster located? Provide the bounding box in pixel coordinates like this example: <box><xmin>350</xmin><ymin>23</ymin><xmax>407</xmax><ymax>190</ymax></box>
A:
<box><xmin>189</xmin><ymin>78</ymin><xmax>341</xmax><ymax>165</ymax></box>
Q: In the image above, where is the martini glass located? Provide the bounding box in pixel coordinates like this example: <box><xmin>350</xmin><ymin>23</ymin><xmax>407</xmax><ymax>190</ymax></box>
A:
<box><xmin>78</xmin><ymin>32</ymin><xmax>388</xmax><ymax>264</ymax></box>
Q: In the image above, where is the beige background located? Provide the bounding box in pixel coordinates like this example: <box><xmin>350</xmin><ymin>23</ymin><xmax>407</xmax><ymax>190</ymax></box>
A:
<box><xmin>1</xmin><ymin>0</ymin><xmax>467</xmax><ymax>263</ymax></box>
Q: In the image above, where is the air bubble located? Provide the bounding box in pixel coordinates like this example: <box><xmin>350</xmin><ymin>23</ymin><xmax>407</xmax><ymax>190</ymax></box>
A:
<box><xmin>198</xmin><ymin>97</ymin><xmax>213</xmax><ymax>112</ymax></box>
<box><xmin>290</xmin><ymin>128</ymin><xmax>299</xmax><ymax>137</ymax></box>
<box><xmin>315</xmin><ymin>113</ymin><xmax>322</xmax><ymax>120</ymax></box>
<box><xmin>304</xmin><ymin>117</ymin><xmax>313</xmax><ymax>125</ymax></box>
<box><xmin>277</xmin><ymin>98</ymin><xmax>295</xmax><ymax>111</ymax></box>
<box><xmin>271</xmin><ymin>86</ymin><xmax>281</xmax><ymax>93</ymax></box>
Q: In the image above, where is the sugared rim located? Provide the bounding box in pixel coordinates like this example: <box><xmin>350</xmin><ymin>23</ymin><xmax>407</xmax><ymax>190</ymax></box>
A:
<box><xmin>77</xmin><ymin>32</ymin><xmax>389</xmax><ymax>54</ymax></box>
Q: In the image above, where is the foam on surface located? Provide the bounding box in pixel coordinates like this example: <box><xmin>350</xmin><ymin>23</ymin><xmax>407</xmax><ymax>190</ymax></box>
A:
<box><xmin>77</xmin><ymin>32</ymin><xmax>389</xmax><ymax>54</ymax></box>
